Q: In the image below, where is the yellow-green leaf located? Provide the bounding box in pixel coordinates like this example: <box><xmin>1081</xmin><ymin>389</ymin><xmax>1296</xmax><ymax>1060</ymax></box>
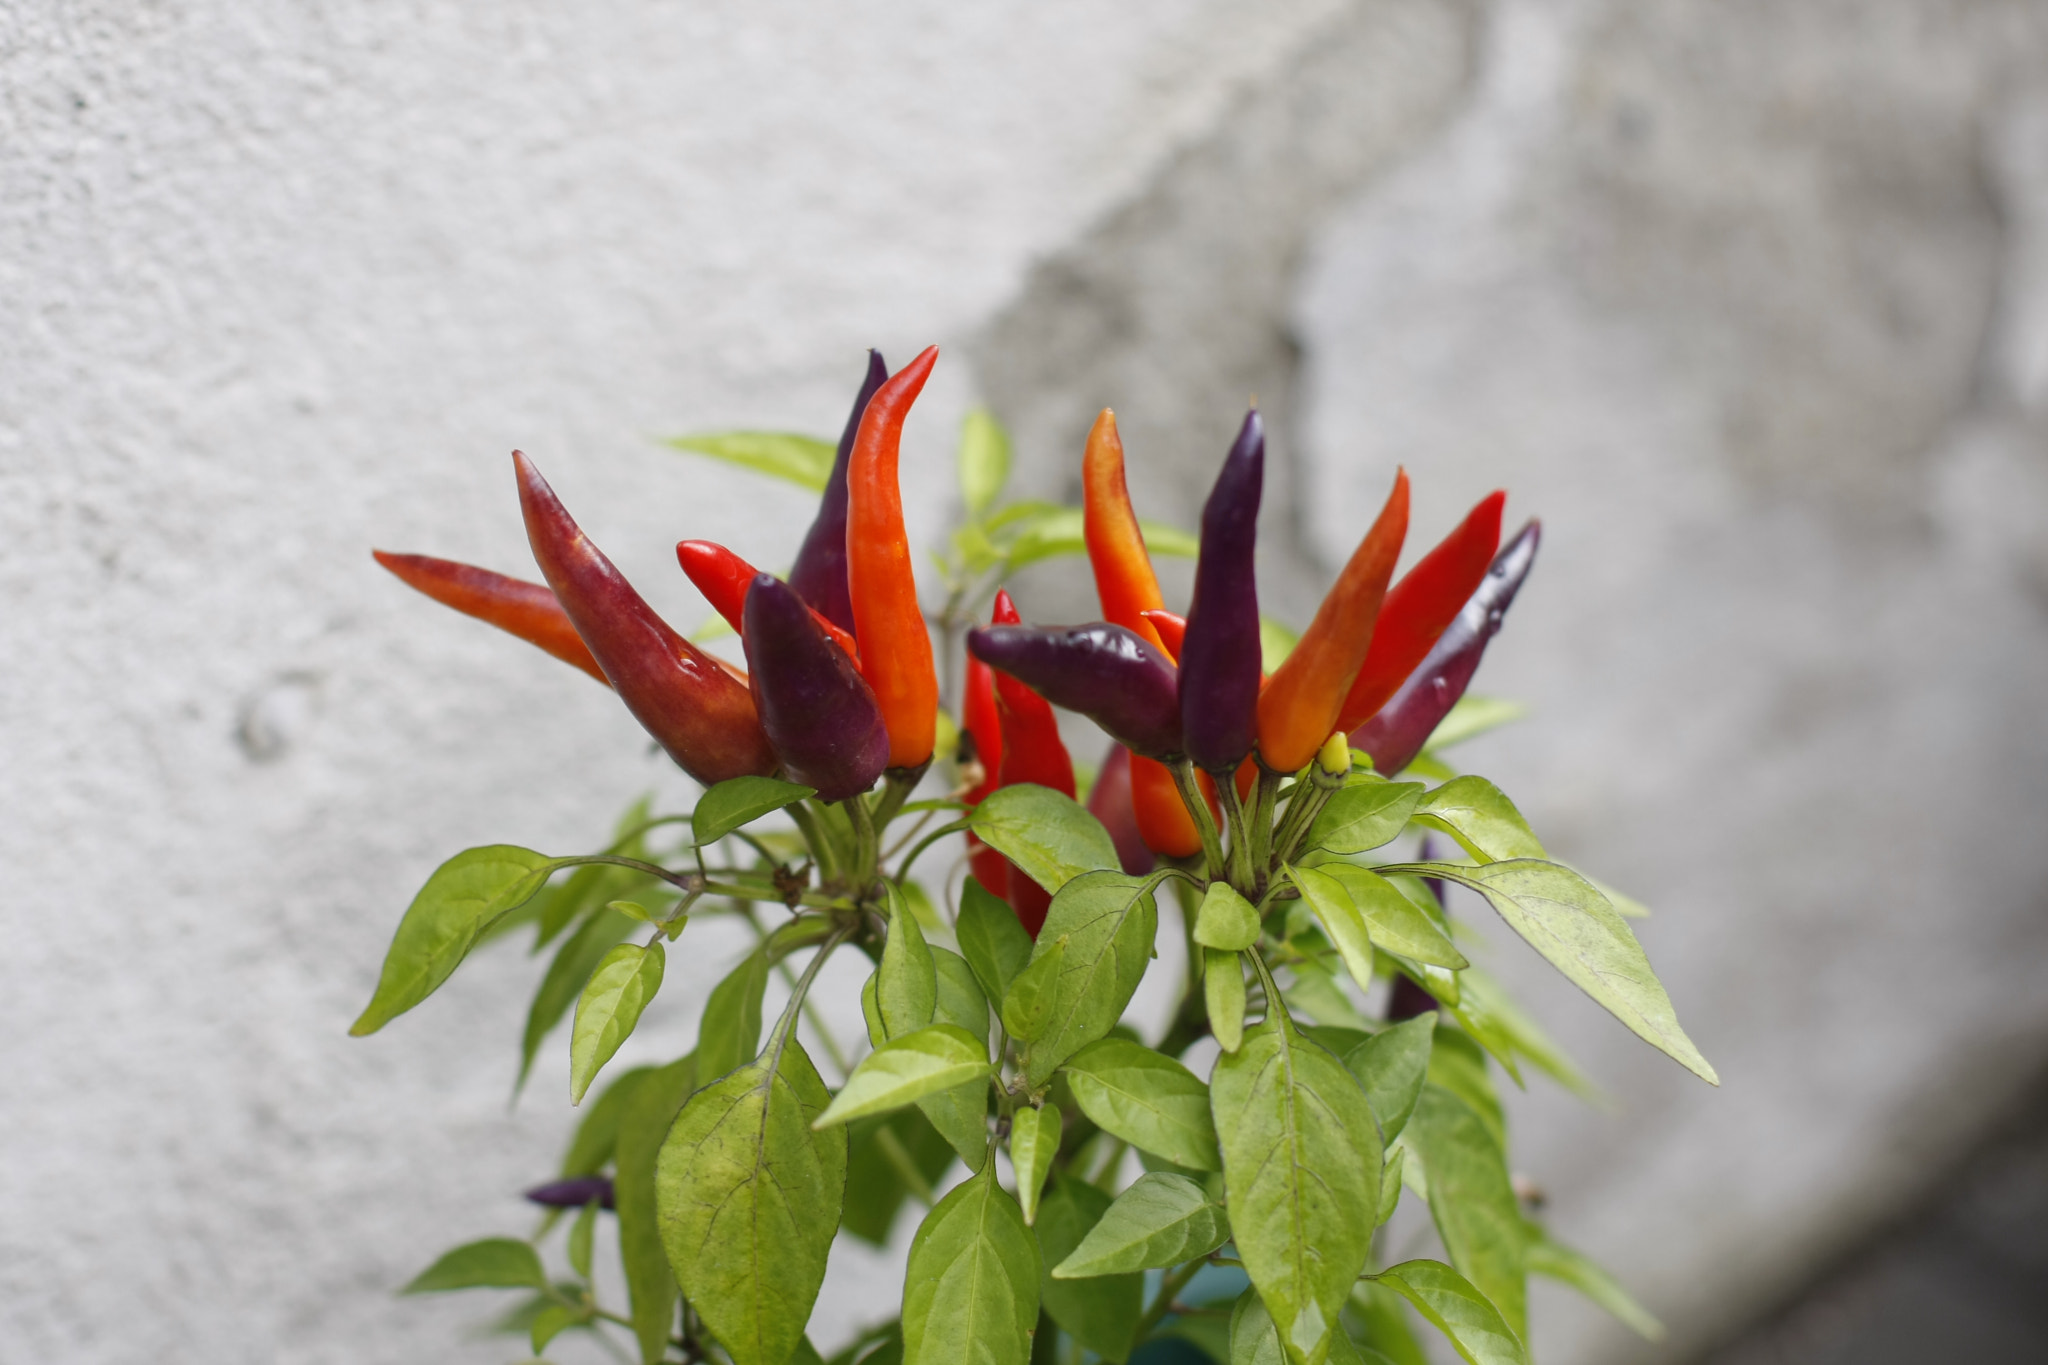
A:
<box><xmin>1062</xmin><ymin>1037</ymin><xmax>1220</xmax><ymax>1171</ymax></box>
<box><xmin>1022</xmin><ymin>872</ymin><xmax>1159</xmax><ymax>1085</ymax></box>
<box><xmin>570</xmin><ymin>942</ymin><xmax>665</xmax><ymax>1103</ymax></box>
<box><xmin>902</xmin><ymin>1164</ymin><xmax>1041</xmax><ymax>1365</ymax></box>
<box><xmin>664</xmin><ymin>430</ymin><xmax>837</xmax><ymax>491</ymax></box>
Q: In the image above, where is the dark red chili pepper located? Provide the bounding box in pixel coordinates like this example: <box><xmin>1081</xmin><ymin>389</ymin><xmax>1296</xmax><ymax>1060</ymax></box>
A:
<box><xmin>1336</xmin><ymin>490</ymin><xmax>1506</xmax><ymax>733</ymax></box>
<box><xmin>789</xmin><ymin>350</ymin><xmax>888</xmax><ymax>636</ymax></box>
<box><xmin>966</xmin><ymin>622</ymin><xmax>1181</xmax><ymax>762</ymax></box>
<box><xmin>990</xmin><ymin>590</ymin><xmax>1074</xmax><ymax>936</ymax></box>
<box><xmin>516</xmin><ymin>451</ymin><xmax>777</xmax><ymax>786</ymax></box>
<box><xmin>1351</xmin><ymin>519</ymin><xmax>1540</xmax><ymax>775</ymax></box>
<box><xmin>372</xmin><ymin>550</ymin><xmax>607</xmax><ymax>684</ymax></box>
<box><xmin>742</xmin><ymin>573</ymin><xmax>889</xmax><ymax>802</ymax></box>
<box><xmin>1178</xmin><ymin>410</ymin><xmax>1265</xmax><ymax>774</ymax></box>
<box><xmin>526</xmin><ymin>1176</ymin><xmax>616</xmax><ymax>1210</ymax></box>
<box><xmin>676</xmin><ymin>539</ymin><xmax>860</xmax><ymax>662</ymax></box>
<box><xmin>961</xmin><ymin>646</ymin><xmax>1008</xmax><ymax>896</ymax></box>
<box><xmin>847</xmin><ymin>346</ymin><xmax>941</xmax><ymax>769</ymax></box>
<box><xmin>1256</xmin><ymin>469</ymin><xmax>1410</xmax><ymax>773</ymax></box>
<box><xmin>1086</xmin><ymin>743</ymin><xmax>1156</xmax><ymax>876</ymax></box>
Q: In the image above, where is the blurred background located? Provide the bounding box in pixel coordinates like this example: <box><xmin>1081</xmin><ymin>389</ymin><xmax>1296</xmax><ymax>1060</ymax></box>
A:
<box><xmin>5</xmin><ymin>0</ymin><xmax>2048</xmax><ymax>1360</ymax></box>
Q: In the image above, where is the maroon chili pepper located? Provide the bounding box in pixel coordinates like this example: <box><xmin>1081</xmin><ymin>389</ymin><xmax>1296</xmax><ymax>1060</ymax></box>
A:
<box><xmin>1178</xmin><ymin>409</ymin><xmax>1265</xmax><ymax>773</ymax></box>
<box><xmin>741</xmin><ymin>573</ymin><xmax>889</xmax><ymax>801</ymax></box>
<box><xmin>1086</xmin><ymin>743</ymin><xmax>1156</xmax><ymax>876</ymax></box>
<box><xmin>1351</xmin><ymin>519</ymin><xmax>1540</xmax><ymax>776</ymax></box>
<box><xmin>966</xmin><ymin>621</ymin><xmax>1182</xmax><ymax>761</ymax></box>
<box><xmin>516</xmin><ymin>451</ymin><xmax>777</xmax><ymax>786</ymax></box>
<box><xmin>788</xmin><ymin>350</ymin><xmax>888</xmax><ymax>637</ymax></box>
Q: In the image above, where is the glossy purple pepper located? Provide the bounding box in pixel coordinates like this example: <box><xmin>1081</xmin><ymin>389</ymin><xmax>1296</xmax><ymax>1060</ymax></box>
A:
<box><xmin>1351</xmin><ymin>519</ymin><xmax>1540</xmax><ymax>776</ymax></box>
<box><xmin>1178</xmin><ymin>409</ymin><xmax>1265</xmax><ymax>773</ymax></box>
<box><xmin>967</xmin><ymin>621</ymin><xmax>1182</xmax><ymax>761</ymax></box>
<box><xmin>742</xmin><ymin>572</ymin><xmax>890</xmax><ymax>801</ymax></box>
<box><xmin>788</xmin><ymin>350</ymin><xmax>888</xmax><ymax>636</ymax></box>
<box><xmin>525</xmin><ymin>1176</ymin><xmax>616</xmax><ymax>1210</ymax></box>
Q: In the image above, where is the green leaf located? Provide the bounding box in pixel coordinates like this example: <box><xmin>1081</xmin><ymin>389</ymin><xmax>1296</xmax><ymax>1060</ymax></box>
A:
<box><xmin>862</xmin><ymin>969</ymin><xmax>886</xmax><ymax>1047</ymax></box>
<box><xmin>665</xmin><ymin>430</ymin><xmax>837</xmax><ymax>491</ymax></box>
<box><xmin>1457</xmin><ymin>968</ymin><xmax>1597</xmax><ymax>1099</ymax></box>
<box><xmin>1420</xmin><ymin>696</ymin><xmax>1526</xmax><ymax>754</ymax></box>
<box><xmin>815</xmin><ymin>1025</ymin><xmax>994</xmax><ymax>1127</ymax></box>
<box><xmin>519</xmin><ymin>903</ymin><xmax>640</xmax><ymax>1090</ymax></box>
<box><xmin>618</xmin><ymin>1055</ymin><xmax>696</xmax><ymax>1364</ymax></box>
<box><xmin>694</xmin><ymin>775</ymin><xmax>817</xmax><ymax>846</ymax></box>
<box><xmin>1259</xmin><ymin>617</ymin><xmax>1302</xmax><ymax>674</ymax></box>
<box><xmin>351</xmin><ymin>846</ymin><xmax>559</xmax><ymax>1035</ymax></box>
<box><xmin>1321</xmin><ymin>865</ymin><xmax>1465</xmax><ymax>969</ymax></box>
<box><xmin>1343</xmin><ymin>1014</ymin><xmax>1436</xmax><ymax>1144</ymax></box>
<box><xmin>1023</xmin><ymin>871</ymin><xmax>1160</xmax><ymax>1084</ymax></box>
<box><xmin>570</xmin><ymin>942</ymin><xmax>665</xmax><ymax>1103</ymax></box>
<box><xmin>1000</xmin><ymin>936</ymin><xmax>1064</xmax><ymax>1042</ymax></box>
<box><xmin>1366</xmin><ymin>1261</ymin><xmax>1527</xmax><ymax>1365</ymax></box>
<box><xmin>1403</xmin><ymin>1087</ymin><xmax>1525</xmax><ymax>1342</ymax></box>
<box><xmin>1140</xmin><ymin>520</ymin><xmax>1200</xmax><ymax>558</ymax></box>
<box><xmin>958</xmin><ymin>408</ymin><xmax>1012</xmax><ymax>515</ymax></box>
<box><xmin>1287</xmin><ymin>866</ymin><xmax>1378</xmax><ymax>997</ymax></box>
<box><xmin>1193</xmin><ymin>881</ymin><xmax>1262</xmax><ymax>951</ymax></box>
<box><xmin>968</xmin><ymin>784</ymin><xmax>1122</xmax><ymax>893</ymax></box>
<box><xmin>1525</xmin><ymin>1230</ymin><xmax>1664</xmax><ymax>1339</ymax></box>
<box><xmin>403</xmin><ymin>1237</ymin><xmax>546</xmax><ymax>1293</ymax></box>
<box><xmin>658</xmin><ymin>1039</ymin><xmax>846</xmax><ymax>1365</ymax></box>
<box><xmin>957</xmin><ymin>878</ymin><xmax>1033</xmax><ymax>1005</ymax></box>
<box><xmin>1053</xmin><ymin>1172</ymin><xmax>1227</xmax><ymax>1277</ymax></box>
<box><xmin>1408</xmin><ymin>860</ymin><xmax>1717</xmax><ymax>1084</ymax></box>
<box><xmin>697</xmin><ymin>949</ymin><xmax>770</xmax><ymax>1081</ymax></box>
<box><xmin>1206</xmin><ymin>949</ymin><xmax>1247</xmax><ymax>1053</ymax></box>
<box><xmin>567</xmin><ymin>1198</ymin><xmax>599</xmax><ymax>1279</ymax></box>
<box><xmin>917</xmin><ymin>1077</ymin><xmax>993</xmax><ymax>1174</ymax></box>
<box><xmin>879</xmin><ymin>886</ymin><xmax>939</xmax><ymax>1039</ymax></box>
<box><xmin>1412</xmin><ymin>778</ymin><xmax>1544</xmax><ymax>863</ymax></box>
<box><xmin>1229</xmin><ymin>1287</ymin><xmax>1284</xmax><ymax>1365</ymax></box>
<box><xmin>1211</xmin><ymin>1017</ymin><xmax>1382</xmax><ymax>1365</ymax></box>
<box><xmin>1034</xmin><ymin>1176</ymin><xmax>1140</xmax><ymax>1363</ymax></box>
<box><xmin>1425</xmin><ymin>1030</ymin><xmax>1505</xmax><ymax>1154</ymax></box>
<box><xmin>842</xmin><ymin>1107</ymin><xmax>959</xmax><ymax>1244</ymax></box>
<box><xmin>560</xmin><ymin>1063</ymin><xmax>648</xmax><ymax>1176</ymax></box>
<box><xmin>1378</xmin><ymin>1148</ymin><xmax>1406</xmax><ymax>1226</ymax></box>
<box><xmin>1062</xmin><ymin>1038</ymin><xmax>1221</xmax><ymax>1171</ymax></box>
<box><xmin>1577</xmin><ymin>870</ymin><xmax>1651</xmax><ymax>919</ymax></box>
<box><xmin>1281</xmin><ymin>958</ymin><xmax>1371</xmax><ymax>1033</ymax></box>
<box><xmin>530</xmin><ymin>1300</ymin><xmax>591</xmax><ymax>1352</ymax></box>
<box><xmin>902</xmin><ymin>1164</ymin><xmax>1042</xmax><ymax>1365</ymax></box>
<box><xmin>1010</xmin><ymin>1104</ymin><xmax>1061</xmax><ymax>1225</ymax></box>
<box><xmin>1304</xmin><ymin>781</ymin><xmax>1425</xmax><ymax>857</ymax></box>
<box><xmin>931</xmin><ymin>946</ymin><xmax>991</xmax><ymax>1044</ymax></box>
<box><xmin>1349</xmin><ymin>1281</ymin><xmax>1432</xmax><ymax>1365</ymax></box>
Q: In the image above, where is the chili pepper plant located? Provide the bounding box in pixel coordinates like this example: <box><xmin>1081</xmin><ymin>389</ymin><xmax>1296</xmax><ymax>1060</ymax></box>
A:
<box><xmin>358</xmin><ymin>346</ymin><xmax>1715</xmax><ymax>1365</ymax></box>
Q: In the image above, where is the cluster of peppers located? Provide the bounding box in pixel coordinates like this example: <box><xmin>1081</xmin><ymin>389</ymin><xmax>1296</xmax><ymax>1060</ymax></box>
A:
<box><xmin>375</xmin><ymin>346</ymin><xmax>1537</xmax><ymax>934</ymax></box>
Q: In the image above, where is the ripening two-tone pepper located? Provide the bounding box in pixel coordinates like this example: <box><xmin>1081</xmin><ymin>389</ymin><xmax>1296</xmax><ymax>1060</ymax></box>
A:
<box><xmin>847</xmin><ymin>346</ymin><xmax>942</xmax><ymax>771</ymax></box>
<box><xmin>371</xmin><ymin>550</ymin><xmax>608</xmax><ymax>684</ymax></box>
<box><xmin>1352</xmin><ymin>518</ymin><xmax>1540</xmax><ymax>775</ymax></box>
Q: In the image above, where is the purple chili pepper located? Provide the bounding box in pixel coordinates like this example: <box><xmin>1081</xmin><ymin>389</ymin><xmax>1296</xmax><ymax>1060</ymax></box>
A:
<box><xmin>1352</xmin><ymin>519</ymin><xmax>1541</xmax><ymax>776</ymax></box>
<box><xmin>788</xmin><ymin>350</ymin><xmax>889</xmax><ymax>636</ymax></box>
<box><xmin>743</xmin><ymin>573</ymin><xmax>891</xmax><ymax>801</ymax></box>
<box><xmin>966</xmin><ymin>621</ymin><xmax>1182</xmax><ymax>761</ymax></box>
<box><xmin>525</xmin><ymin>1176</ymin><xmax>615</xmax><ymax>1210</ymax></box>
<box><xmin>1178</xmin><ymin>409</ymin><xmax>1265</xmax><ymax>773</ymax></box>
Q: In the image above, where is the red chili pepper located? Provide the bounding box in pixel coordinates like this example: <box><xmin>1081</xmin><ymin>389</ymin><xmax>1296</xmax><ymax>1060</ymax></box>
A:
<box><xmin>1082</xmin><ymin>409</ymin><xmax>1168</xmax><ymax>652</ymax></box>
<box><xmin>1086</xmin><ymin>743</ymin><xmax>1156</xmax><ymax>876</ymax></box>
<box><xmin>515</xmin><ymin>452</ymin><xmax>777</xmax><ymax>786</ymax></box>
<box><xmin>1140</xmin><ymin>609</ymin><xmax>1186</xmax><ymax>661</ymax></box>
<box><xmin>847</xmin><ymin>346</ymin><xmax>941</xmax><ymax>769</ymax></box>
<box><xmin>372</xmin><ymin>550</ymin><xmax>608</xmax><ymax>684</ymax></box>
<box><xmin>961</xmin><ymin>644</ymin><xmax>1008</xmax><ymax>897</ymax></box>
<box><xmin>1255</xmin><ymin>470</ymin><xmax>1410</xmax><ymax>772</ymax></box>
<box><xmin>676</xmin><ymin>539</ymin><xmax>860</xmax><ymax>662</ymax></box>
<box><xmin>1336</xmin><ymin>490</ymin><xmax>1505</xmax><ymax>733</ymax></box>
<box><xmin>990</xmin><ymin>589</ymin><xmax>1074</xmax><ymax>936</ymax></box>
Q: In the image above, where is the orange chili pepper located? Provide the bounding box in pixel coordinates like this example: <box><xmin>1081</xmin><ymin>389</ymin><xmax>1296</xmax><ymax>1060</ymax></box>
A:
<box><xmin>1081</xmin><ymin>409</ymin><xmax>1167</xmax><ymax>652</ymax></box>
<box><xmin>846</xmin><ymin>345</ymin><xmax>941</xmax><ymax>769</ymax></box>
<box><xmin>1335</xmin><ymin>489</ymin><xmax>1505</xmax><ymax>733</ymax></box>
<box><xmin>372</xmin><ymin>550</ymin><xmax>607</xmax><ymax>684</ymax></box>
<box><xmin>990</xmin><ymin>589</ymin><xmax>1074</xmax><ymax>936</ymax></box>
<box><xmin>676</xmin><ymin>539</ymin><xmax>860</xmax><ymax>662</ymax></box>
<box><xmin>1256</xmin><ymin>470</ymin><xmax>1411</xmax><ymax>772</ymax></box>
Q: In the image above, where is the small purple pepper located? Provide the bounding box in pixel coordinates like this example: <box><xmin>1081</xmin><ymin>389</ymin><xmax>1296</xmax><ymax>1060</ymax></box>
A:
<box><xmin>1179</xmin><ymin>409</ymin><xmax>1265</xmax><ymax>773</ymax></box>
<box><xmin>967</xmin><ymin>621</ymin><xmax>1182</xmax><ymax>761</ymax></box>
<box><xmin>743</xmin><ymin>573</ymin><xmax>890</xmax><ymax>801</ymax></box>
<box><xmin>525</xmin><ymin>1176</ymin><xmax>615</xmax><ymax>1210</ymax></box>
<box><xmin>788</xmin><ymin>350</ymin><xmax>889</xmax><ymax>637</ymax></box>
<box><xmin>1352</xmin><ymin>519</ymin><xmax>1541</xmax><ymax>776</ymax></box>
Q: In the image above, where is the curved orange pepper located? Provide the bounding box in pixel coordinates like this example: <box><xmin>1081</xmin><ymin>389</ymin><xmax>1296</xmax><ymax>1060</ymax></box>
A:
<box><xmin>373</xmin><ymin>550</ymin><xmax>607</xmax><ymax>684</ymax></box>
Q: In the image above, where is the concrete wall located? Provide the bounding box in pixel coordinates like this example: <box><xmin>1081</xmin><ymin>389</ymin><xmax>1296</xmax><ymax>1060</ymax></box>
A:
<box><xmin>5</xmin><ymin>2</ymin><xmax>2047</xmax><ymax>1362</ymax></box>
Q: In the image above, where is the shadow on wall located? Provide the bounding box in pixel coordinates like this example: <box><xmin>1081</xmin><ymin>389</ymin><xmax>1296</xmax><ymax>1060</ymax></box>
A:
<box><xmin>981</xmin><ymin>2</ymin><xmax>2048</xmax><ymax>1363</ymax></box>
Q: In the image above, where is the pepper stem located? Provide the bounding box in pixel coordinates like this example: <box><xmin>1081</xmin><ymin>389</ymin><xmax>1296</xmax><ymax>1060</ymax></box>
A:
<box><xmin>1169</xmin><ymin>759</ymin><xmax>1227</xmax><ymax>880</ymax></box>
<box><xmin>1215</xmin><ymin>771</ymin><xmax>1255</xmax><ymax>892</ymax></box>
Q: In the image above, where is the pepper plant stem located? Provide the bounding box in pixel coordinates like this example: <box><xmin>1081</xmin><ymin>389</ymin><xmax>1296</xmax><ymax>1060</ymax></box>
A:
<box><xmin>1169</xmin><ymin>759</ymin><xmax>1226</xmax><ymax>880</ymax></box>
<box><xmin>1132</xmin><ymin>1259</ymin><xmax>1207</xmax><ymax>1340</ymax></box>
